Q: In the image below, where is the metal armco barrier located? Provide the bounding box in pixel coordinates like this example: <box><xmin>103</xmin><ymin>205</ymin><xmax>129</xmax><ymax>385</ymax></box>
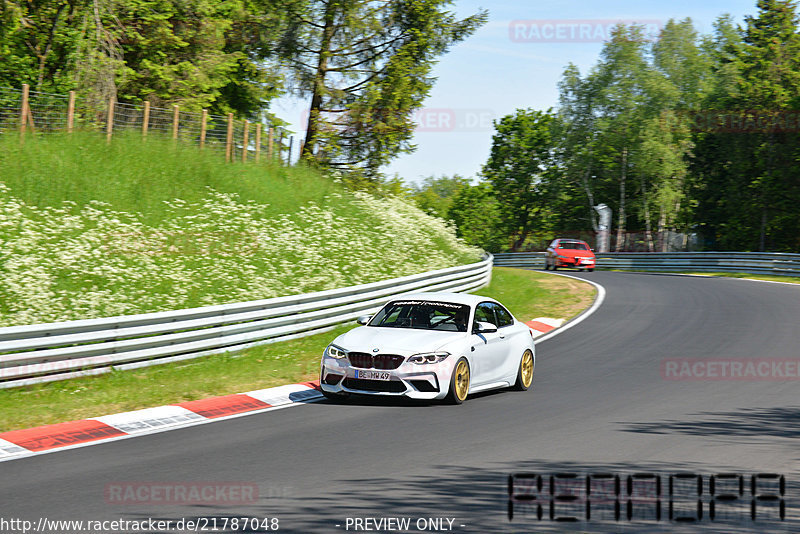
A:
<box><xmin>0</xmin><ymin>255</ymin><xmax>493</xmax><ymax>388</ymax></box>
<box><xmin>494</xmin><ymin>251</ymin><xmax>800</xmax><ymax>276</ymax></box>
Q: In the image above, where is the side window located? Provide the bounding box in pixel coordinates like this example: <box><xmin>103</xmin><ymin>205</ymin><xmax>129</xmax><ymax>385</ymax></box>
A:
<box><xmin>474</xmin><ymin>303</ymin><xmax>494</xmax><ymax>325</ymax></box>
<box><xmin>493</xmin><ymin>304</ymin><xmax>514</xmax><ymax>327</ymax></box>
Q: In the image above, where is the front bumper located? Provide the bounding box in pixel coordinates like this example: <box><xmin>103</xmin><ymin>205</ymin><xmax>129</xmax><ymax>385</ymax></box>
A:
<box><xmin>320</xmin><ymin>355</ymin><xmax>452</xmax><ymax>400</ymax></box>
<box><xmin>556</xmin><ymin>257</ymin><xmax>595</xmax><ymax>268</ymax></box>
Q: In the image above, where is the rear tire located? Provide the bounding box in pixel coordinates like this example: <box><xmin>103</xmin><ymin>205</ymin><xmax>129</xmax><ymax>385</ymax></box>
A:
<box><xmin>514</xmin><ymin>349</ymin><xmax>534</xmax><ymax>391</ymax></box>
<box><xmin>446</xmin><ymin>357</ymin><xmax>470</xmax><ymax>404</ymax></box>
<box><xmin>543</xmin><ymin>260</ymin><xmax>550</xmax><ymax>271</ymax></box>
<box><xmin>588</xmin><ymin>268</ymin><xmax>594</xmax><ymax>272</ymax></box>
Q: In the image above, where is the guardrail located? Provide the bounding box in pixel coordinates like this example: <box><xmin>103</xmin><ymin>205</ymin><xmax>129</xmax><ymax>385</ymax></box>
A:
<box><xmin>494</xmin><ymin>251</ymin><xmax>800</xmax><ymax>276</ymax></box>
<box><xmin>0</xmin><ymin>255</ymin><xmax>493</xmax><ymax>388</ymax></box>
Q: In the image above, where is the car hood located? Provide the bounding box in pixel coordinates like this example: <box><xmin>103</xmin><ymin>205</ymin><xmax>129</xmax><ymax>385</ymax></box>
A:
<box><xmin>557</xmin><ymin>249</ymin><xmax>595</xmax><ymax>258</ymax></box>
<box><xmin>333</xmin><ymin>326</ymin><xmax>465</xmax><ymax>354</ymax></box>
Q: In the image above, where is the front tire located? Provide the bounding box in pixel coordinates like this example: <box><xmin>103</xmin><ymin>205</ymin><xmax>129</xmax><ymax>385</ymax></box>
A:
<box><xmin>514</xmin><ymin>349</ymin><xmax>534</xmax><ymax>391</ymax></box>
<box><xmin>588</xmin><ymin>268</ymin><xmax>594</xmax><ymax>272</ymax></box>
<box><xmin>447</xmin><ymin>357</ymin><xmax>470</xmax><ymax>404</ymax></box>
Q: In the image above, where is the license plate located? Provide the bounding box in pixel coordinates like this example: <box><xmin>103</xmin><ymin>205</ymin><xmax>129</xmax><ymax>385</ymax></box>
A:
<box><xmin>355</xmin><ymin>370</ymin><xmax>391</xmax><ymax>381</ymax></box>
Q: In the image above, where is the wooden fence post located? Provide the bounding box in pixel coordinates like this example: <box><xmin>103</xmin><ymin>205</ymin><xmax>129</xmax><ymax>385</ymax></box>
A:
<box><xmin>277</xmin><ymin>131</ymin><xmax>283</xmax><ymax>164</ymax></box>
<box><xmin>172</xmin><ymin>105</ymin><xmax>179</xmax><ymax>140</ymax></box>
<box><xmin>142</xmin><ymin>101</ymin><xmax>150</xmax><ymax>138</ymax></box>
<box><xmin>19</xmin><ymin>83</ymin><xmax>29</xmax><ymax>141</ymax></box>
<box><xmin>288</xmin><ymin>135</ymin><xmax>293</xmax><ymax>165</ymax></box>
<box><xmin>200</xmin><ymin>109</ymin><xmax>207</xmax><ymax>149</ymax></box>
<box><xmin>106</xmin><ymin>97</ymin><xmax>115</xmax><ymax>144</ymax></box>
<box><xmin>242</xmin><ymin>120</ymin><xmax>249</xmax><ymax>163</ymax></box>
<box><xmin>267</xmin><ymin>127</ymin><xmax>274</xmax><ymax>160</ymax></box>
<box><xmin>255</xmin><ymin>123</ymin><xmax>262</xmax><ymax>162</ymax></box>
<box><xmin>67</xmin><ymin>91</ymin><xmax>76</xmax><ymax>133</ymax></box>
<box><xmin>225</xmin><ymin>113</ymin><xmax>234</xmax><ymax>162</ymax></box>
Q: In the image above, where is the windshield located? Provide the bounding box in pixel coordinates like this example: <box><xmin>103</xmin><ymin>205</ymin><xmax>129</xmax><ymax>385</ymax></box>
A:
<box><xmin>368</xmin><ymin>300</ymin><xmax>470</xmax><ymax>332</ymax></box>
<box><xmin>558</xmin><ymin>242</ymin><xmax>588</xmax><ymax>250</ymax></box>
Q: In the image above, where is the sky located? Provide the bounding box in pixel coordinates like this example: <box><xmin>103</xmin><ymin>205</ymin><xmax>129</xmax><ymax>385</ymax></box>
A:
<box><xmin>271</xmin><ymin>0</ymin><xmax>760</xmax><ymax>186</ymax></box>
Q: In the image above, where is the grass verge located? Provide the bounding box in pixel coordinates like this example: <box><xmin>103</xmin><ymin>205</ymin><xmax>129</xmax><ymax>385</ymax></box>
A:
<box><xmin>0</xmin><ymin>267</ymin><xmax>595</xmax><ymax>432</ymax></box>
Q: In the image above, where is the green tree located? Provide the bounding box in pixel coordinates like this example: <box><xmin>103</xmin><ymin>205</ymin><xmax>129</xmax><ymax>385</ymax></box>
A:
<box><xmin>409</xmin><ymin>174</ymin><xmax>470</xmax><ymax>218</ymax></box>
<box><xmin>0</xmin><ymin>0</ymin><xmax>287</xmax><ymax>116</ymax></box>
<box><xmin>0</xmin><ymin>0</ymin><xmax>86</xmax><ymax>92</ymax></box>
<box><xmin>277</xmin><ymin>0</ymin><xmax>485</xmax><ymax>178</ymax></box>
<box><xmin>482</xmin><ymin>109</ymin><xmax>557</xmax><ymax>251</ymax></box>
<box><xmin>693</xmin><ymin>2</ymin><xmax>800</xmax><ymax>251</ymax></box>
<box><xmin>591</xmin><ymin>25</ymin><xmax>652</xmax><ymax>250</ymax></box>
<box><xmin>447</xmin><ymin>182</ymin><xmax>505</xmax><ymax>252</ymax></box>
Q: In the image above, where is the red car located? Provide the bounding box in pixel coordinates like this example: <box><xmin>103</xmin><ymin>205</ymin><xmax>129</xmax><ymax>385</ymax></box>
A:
<box><xmin>544</xmin><ymin>239</ymin><xmax>596</xmax><ymax>271</ymax></box>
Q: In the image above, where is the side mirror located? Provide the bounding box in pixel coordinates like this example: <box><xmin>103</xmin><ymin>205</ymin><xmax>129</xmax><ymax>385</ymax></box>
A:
<box><xmin>356</xmin><ymin>315</ymin><xmax>372</xmax><ymax>325</ymax></box>
<box><xmin>473</xmin><ymin>321</ymin><xmax>498</xmax><ymax>334</ymax></box>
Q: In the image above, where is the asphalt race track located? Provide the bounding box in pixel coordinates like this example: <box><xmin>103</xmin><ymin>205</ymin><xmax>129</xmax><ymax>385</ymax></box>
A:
<box><xmin>1</xmin><ymin>271</ymin><xmax>799</xmax><ymax>533</ymax></box>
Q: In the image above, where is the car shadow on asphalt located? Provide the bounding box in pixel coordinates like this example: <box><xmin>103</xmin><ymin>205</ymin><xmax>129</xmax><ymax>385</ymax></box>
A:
<box><xmin>317</xmin><ymin>386</ymin><xmax>520</xmax><ymax>408</ymax></box>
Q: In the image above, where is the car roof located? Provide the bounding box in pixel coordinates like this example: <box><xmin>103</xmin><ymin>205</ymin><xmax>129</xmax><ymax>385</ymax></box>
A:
<box><xmin>389</xmin><ymin>291</ymin><xmax>496</xmax><ymax>307</ymax></box>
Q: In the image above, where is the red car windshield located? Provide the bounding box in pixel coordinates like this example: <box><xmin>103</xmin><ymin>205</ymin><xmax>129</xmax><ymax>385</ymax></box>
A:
<box><xmin>558</xmin><ymin>242</ymin><xmax>588</xmax><ymax>250</ymax></box>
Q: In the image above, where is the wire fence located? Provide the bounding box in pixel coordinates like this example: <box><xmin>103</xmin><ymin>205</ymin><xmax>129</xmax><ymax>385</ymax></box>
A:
<box><xmin>0</xmin><ymin>85</ymin><xmax>297</xmax><ymax>164</ymax></box>
<box><xmin>518</xmin><ymin>230</ymin><xmax>699</xmax><ymax>253</ymax></box>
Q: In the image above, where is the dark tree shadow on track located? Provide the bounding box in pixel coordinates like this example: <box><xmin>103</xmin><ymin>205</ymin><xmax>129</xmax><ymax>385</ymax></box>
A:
<box><xmin>620</xmin><ymin>406</ymin><xmax>800</xmax><ymax>442</ymax></box>
<box><xmin>134</xmin><ymin>459</ymin><xmax>798</xmax><ymax>533</ymax></box>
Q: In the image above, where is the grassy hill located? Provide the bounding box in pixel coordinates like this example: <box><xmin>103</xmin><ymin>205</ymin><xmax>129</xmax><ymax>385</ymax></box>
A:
<box><xmin>0</xmin><ymin>132</ymin><xmax>481</xmax><ymax>326</ymax></box>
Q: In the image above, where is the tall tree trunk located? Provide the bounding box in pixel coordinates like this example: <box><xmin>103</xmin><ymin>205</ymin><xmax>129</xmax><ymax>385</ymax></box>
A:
<box><xmin>641</xmin><ymin>176</ymin><xmax>654</xmax><ymax>252</ymax></box>
<box><xmin>657</xmin><ymin>206</ymin><xmax>667</xmax><ymax>252</ymax></box>
<box><xmin>614</xmin><ymin>147</ymin><xmax>627</xmax><ymax>251</ymax></box>
<box><xmin>32</xmin><ymin>4</ymin><xmax>67</xmax><ymax>90</ymax></box>
<box><xmin>302</xmin><ymin>1</ymin><xmax>337</xmax><ymax>158</ymax></box>
<box><xmin>580</xmin><ymin>166</ymin><xmax>598</xmax><ymax>231</ymax></box>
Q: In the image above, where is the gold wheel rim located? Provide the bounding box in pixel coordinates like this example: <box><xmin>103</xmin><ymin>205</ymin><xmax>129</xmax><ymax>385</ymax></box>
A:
<box><xmin>454</xmin><ymin>360</ymin><xmax>470</xmax><ymax>401</ymax></box>
<box><xmin>521</xmin><ymin>350</ymin><xmax>533</xmax><ymax>388</ymax></box>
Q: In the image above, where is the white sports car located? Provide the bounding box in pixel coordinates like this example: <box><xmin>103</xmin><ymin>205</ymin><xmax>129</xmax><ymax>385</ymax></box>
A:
<box><xmin>319</xmin><ymin>292</ymin><xmax>536</xmax><ymax>404</ymax></box>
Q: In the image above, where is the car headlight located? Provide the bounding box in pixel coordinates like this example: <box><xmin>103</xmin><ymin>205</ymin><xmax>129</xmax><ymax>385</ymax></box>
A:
<box><xmin>326</xmin><ymin>344</ymin><xmax>348</xmax><ymax>359</ymax></box>
<box><xmin>408</xmin><ymin>352</ymin><xmax>450</xmax><ymax>364</ymax></box>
